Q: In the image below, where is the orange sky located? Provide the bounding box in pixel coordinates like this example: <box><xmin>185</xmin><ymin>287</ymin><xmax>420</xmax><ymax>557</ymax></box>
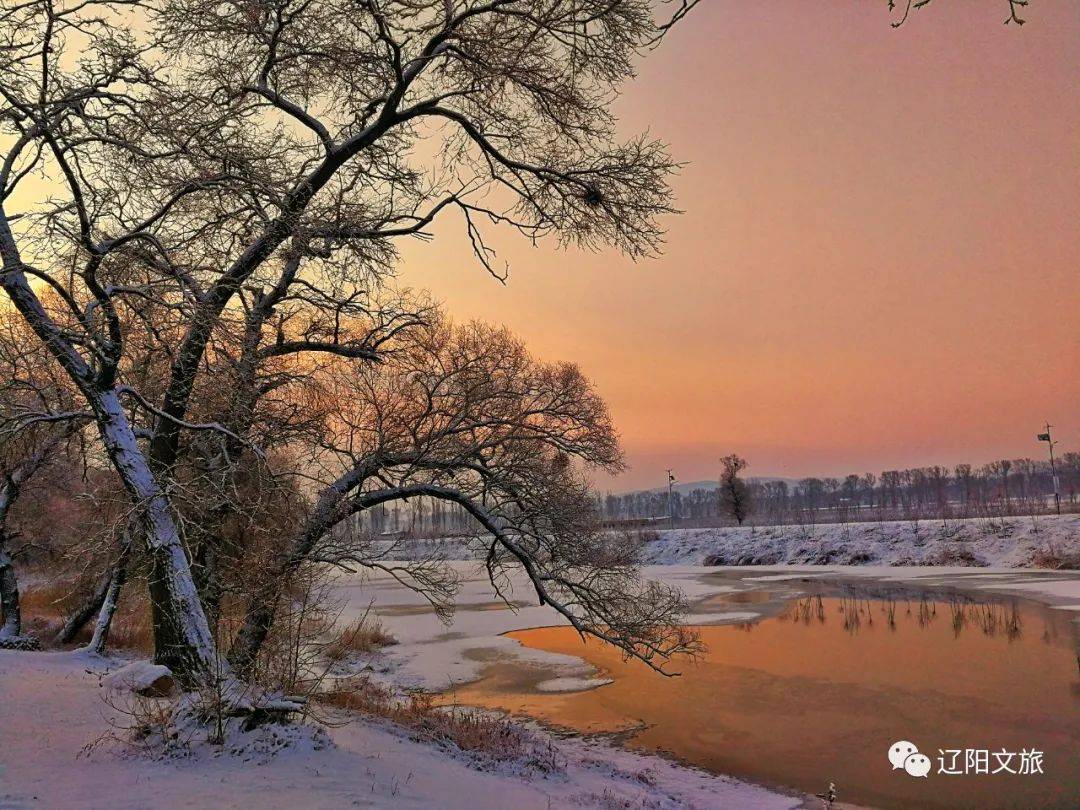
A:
<box><xmin>399</xmin><ymin>1</ymin><xmax>1079</xmax><ymax>490</ymax></box>
<box><xmin>5</xmin><ymin>3</ymin><xmax>1076</xmax><ymax>492</ymax></box>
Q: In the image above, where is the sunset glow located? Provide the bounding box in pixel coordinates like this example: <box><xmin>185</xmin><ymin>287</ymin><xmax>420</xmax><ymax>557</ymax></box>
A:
<box><xmin>399</xmin><ymin>1</ymin><xmax>1078</xmax><ymax>489</ymax></box>
<box><xmin>3</xmin><ymin>4</ymin><xmax>1078</xmax><ymax>808</ymax></box>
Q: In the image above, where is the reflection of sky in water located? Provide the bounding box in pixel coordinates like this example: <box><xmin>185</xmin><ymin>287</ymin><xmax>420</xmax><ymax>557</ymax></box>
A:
<box><xmin>447</xmin><ymin>594</ymin><xmax>1080</xmax><ymax>810</ymax></box>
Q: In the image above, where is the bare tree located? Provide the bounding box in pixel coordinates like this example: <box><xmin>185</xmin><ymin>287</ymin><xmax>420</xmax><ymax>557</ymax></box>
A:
<box><xmin>985</xmin><ymin>459</ymin><xmax>1013</xmax><ymax>512</ymax></box>
<box><xmin>229</xmin><ymin>319</ymin><xmax>699</xmax><ymax>677</ymax></box>
<box><xmin>0</xmin><ymin>1</ymin><xmax>1036</xmax><ymax>686</ymax></box>
<box><xmin>954</xmin><ymin>464</ymin><xmax>974</xmax><ymax>517</ymax></box>
<box><xmin>718</xmin><ymin>454</ymin><xmax>751</xmax><ymax>526</ymax></box>
<box><xmin>1</xmin><ymin>0</ymin><xmax>686</xmax><ymax>680</ymax></box>
<box><xmin>0</xmin><ymin>315</ymin><xmax>91</xmax><ymax>645</ymax></box>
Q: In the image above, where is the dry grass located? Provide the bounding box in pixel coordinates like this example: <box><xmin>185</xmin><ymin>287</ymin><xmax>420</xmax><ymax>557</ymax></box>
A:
<box><xmin>323</xmin><ymin>616</ymin><xmax>397</xmax><ymax>662</ymax></box>
<box><xmin>16</xmin><ymin>579</ymin><xmax>154</xmax><ymax>652</ymax></box>
<box><xmin>18</xmin><ymin>579</ymin><xmax>89</xmax><ymax>644</ymax></box>
<box><xmin>20</xmin><ymin>614</ymin><xmax>67</xmax><ymax>641</ymax></box>
<box><xmin>106</xmin><ymin>604</ymin><xmax>154</xmax><ymax>652</ymax></box>
<box><xmin>316</xmin><ymin>677</ymin><xmax>561</xmax><ymax>772</ymax></box>
<box><xmin>18</xmin><ymin>578</ymin><xmax>88</xmax><ymax>616</ymax></box>
<box><xmin>1030</xmin><ymin>544</ymin><xmax>1080</xmax><ymax>570</ymax></box>
<box><xmin>925</xmin><ymin>544</ymin><xmax>984</xmax><ymax>566</ymax></box>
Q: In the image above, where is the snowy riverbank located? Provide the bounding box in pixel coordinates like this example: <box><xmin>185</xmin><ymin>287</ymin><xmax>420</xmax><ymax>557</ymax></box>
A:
<box><xmin>0</xmin><ymin>570</ymin><xmax>801</xmax><ymax>809</ymax></box>
<box><xmin>379</xmin><ymin>514</ymin><xmax>1080</xmax><ymax>568</ymax></box>
<box><xmin>0</xmin><ymin>647</ymin><xmax>796</xmax><ymax>809</ymax></box>
<box><xmin>3</xmin><ymin>565</ymin><xmax>1077</xmax><ymax>809</ymax></box>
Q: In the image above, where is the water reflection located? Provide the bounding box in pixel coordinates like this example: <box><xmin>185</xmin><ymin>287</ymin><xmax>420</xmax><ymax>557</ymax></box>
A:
<box><xmin>446</xmin><ymin>592</ymin><xmax>1080</xmax><ymax>810</ymax></box>
<box><xmin>770</xmin><ymin>594</ymin><xmax>1028</xmax><ymax>642</ymax></box>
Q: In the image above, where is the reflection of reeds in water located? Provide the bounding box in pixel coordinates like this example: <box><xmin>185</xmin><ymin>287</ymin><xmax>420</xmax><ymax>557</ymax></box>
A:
<box><xmin>775</xmin><ymin>594</ymin><xmax>1026</xmax><ymax>642</ymax></box>
<box><xmin>917</xmin><ymin>598</ymin><xmax>937</xmax><ymax>628</ymax></box>
<box><xmin>883</xmin><ymin>599</ymin><xmax>897</xmax><ymax>631</ymax></box>
<box><xmin>836</xmin><ymin>597</ymin><xmax>878</xmax><ymax>634</ymax></box>
<box><xmin>779</xmin><ymin>595</ymin><xmax>826</xmax><ymax>626</ymax></box>
<box><xmin>1041</xmin><ymin>618</ymin><xmax>1064</xmax><ymax>646</ymax></box>
<box><xmin>840</xmin><ymin>598</ymin><xmax>860</xmax><ymax>634</ymax></box>
<box><xmin>950</xmin><ymin>600</ymin><xmax>965</xmax><ymax>637</ymax></box>
<box><xmin>947</xmin><ymin>599</ymin><xmax>1022</xmax><ymax>641</ymax></box>
<box><xmin>891</xmin><ymin>596</ymin><xmax>937</xmax><ymax>630</ymax></box>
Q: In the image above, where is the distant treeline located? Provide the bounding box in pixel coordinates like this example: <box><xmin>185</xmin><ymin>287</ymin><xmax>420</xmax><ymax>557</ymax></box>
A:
<box><xmin>333</xmin><ymin>453</ymin><xmax>1079</xmax><ymax>538</ymax></box>
<box><xmin>337</xmin><ymin>498</ymin><xmax>484</xmax><ymax>539</ymax></box>
<box><xmin>600</xmin><ymin>453</ymin><xmax>1080</xmax><ymax>527</ymax></box>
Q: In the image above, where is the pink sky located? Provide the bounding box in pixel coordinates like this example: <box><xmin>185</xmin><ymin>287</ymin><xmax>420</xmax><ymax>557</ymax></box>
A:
<box><xmin>399</xmin><ymin>1</ymin><xmax>1079</xmax><ymax>490</ymax></box>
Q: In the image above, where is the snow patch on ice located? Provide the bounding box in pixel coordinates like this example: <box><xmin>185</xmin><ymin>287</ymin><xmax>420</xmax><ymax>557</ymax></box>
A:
<box><xmin>535</xmin><ymin>676</ymin><xmax>613</xmax><ymax>693</ymax></box>
<box><xmin>692</xmin><ymin>610</ymin><xmax>763</xmax><ymax>624</ymax></box>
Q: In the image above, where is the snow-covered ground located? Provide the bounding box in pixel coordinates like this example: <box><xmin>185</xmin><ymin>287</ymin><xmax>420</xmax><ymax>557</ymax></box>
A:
<box><xmin>0</xmin><ymin>566</ymin><xmax>804</xmax><ymax>810</ymax></box>
<box><xmin>0</xmin><ymin>647</ymin><xmax>796</xmax><ymax>810</ymax></box>
<box><xmin>382</xmin><ymin>514</ymin><xmax>1080</xmax><ymax>568</ymax></box>
<box><xmin>3</xmin><ymin>563</ymin><xmax>1077</xmax><ymax>809</ymax></box>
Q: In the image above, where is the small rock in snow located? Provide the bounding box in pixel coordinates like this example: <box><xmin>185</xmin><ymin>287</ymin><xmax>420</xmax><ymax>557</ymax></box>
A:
<box><xmin>102</xmin><ymin>661</ymin><xmax>176</xmax><ymax>697</ymax></box>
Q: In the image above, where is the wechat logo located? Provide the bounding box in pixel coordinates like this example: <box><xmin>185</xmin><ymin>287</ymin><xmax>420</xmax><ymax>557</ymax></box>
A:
<box><xmin>889</xmin><ymin>740</ymin><xmax>931</xmax><ymax>778</ymax></box>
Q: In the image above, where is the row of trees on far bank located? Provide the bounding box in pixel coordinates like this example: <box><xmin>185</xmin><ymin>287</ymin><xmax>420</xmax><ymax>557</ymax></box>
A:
<box><xmin>602</xmin><ymin>453</ymin><xmax>1080</xmax><ymax>529</ymax></box>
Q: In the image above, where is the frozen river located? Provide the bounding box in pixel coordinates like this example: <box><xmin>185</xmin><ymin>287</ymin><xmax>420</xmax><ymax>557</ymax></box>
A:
<box><xmin>337</xmin><ymin>564</ymin><xmax>1080</xmax><ymax>808</ymax></box>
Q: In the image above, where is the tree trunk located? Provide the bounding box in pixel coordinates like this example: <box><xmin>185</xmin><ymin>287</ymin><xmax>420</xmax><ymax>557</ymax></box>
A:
<box><xmin>54</xmin><ymin>570</ymin><xmax>112</xmax><ymax>646</ymax></box>
<box><xmin>0</xmin><ymin>422</ymin><xmax>87</xmax><ymax>643</ymax></box>
<box><xmin>81</xmin><ymin>557</ymin><xmax>127</xmax><ymax>655</ymax></box>
<box><xmin>1</xmin><ymin>479</ymin><xmax>24</xmax><ymax>639</ymax></box>
<box><xmin>228</xmin><ymin>466</ymin><xmax>372</xmax><ymax>677</ymax></box>
<box><xmin>0</xmin><ymin>539</ymin><xmax>21</xmax><ymax>639</ymax></box>
<box><xmin>0</xmin><ymin>246</ymin><xmax>220</xmax><ymax>682</ymax></box>
<box><xmin>96</xmin><ymin>390</ymin><xmax>219</xmax><ymax>680</ymax></box>
<box><xmin>228</xmin><ymin>587</ymin><xmax>282</xmax><ymax>678</ymax></box>
<box><xmin>192</xmin><ymin>538</ymin><xmax>223</xmax><ymax>630</ymax></box>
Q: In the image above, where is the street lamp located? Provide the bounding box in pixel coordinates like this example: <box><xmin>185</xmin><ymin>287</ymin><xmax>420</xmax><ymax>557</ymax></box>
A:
<box><xmin>667</xmin><ymin>469</ymin><xmax>676</xmax><ymax>529</ymax></box>
<box><xmin>1037</xmin><ymin>423</ymin><xmax>1061</xmax><ymax>515</ymax></box>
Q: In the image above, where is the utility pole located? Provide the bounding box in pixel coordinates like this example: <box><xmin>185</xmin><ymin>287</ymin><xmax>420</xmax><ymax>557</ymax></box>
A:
<box><xmin>1037</xmin><ymin>423</ymin><xmax>1061</xmax><ymax>515</ymax></box>
<box><xmin>667</xmin><ymin>469</ymin><xmax>676</xmax><ymax>529</ymax></box>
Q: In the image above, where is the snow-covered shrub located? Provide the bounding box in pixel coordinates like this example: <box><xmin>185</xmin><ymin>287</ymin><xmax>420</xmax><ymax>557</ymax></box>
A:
<box><xmin>925</xmin><ymin>544</ymin><xmax>984</xmax><ymax>566</ymax></box>
<box><xmin>1029</xmin><ymin>543</ymin><xmax>1080</xmax><ymax>570</ymax></box>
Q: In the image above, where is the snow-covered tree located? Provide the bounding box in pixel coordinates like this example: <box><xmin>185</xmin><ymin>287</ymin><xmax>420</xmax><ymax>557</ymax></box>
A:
<box><xmin>1</xmin><ymin>0</ymin><xmax>686</xmax><ymax>681</ymax></box>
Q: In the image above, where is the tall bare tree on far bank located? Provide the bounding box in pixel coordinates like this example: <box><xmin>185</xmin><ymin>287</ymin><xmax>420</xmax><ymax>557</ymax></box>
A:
<box><xmin>719</xmin><ymin>454</ymin><xmax>751</xmax><ymax>526</ymax></box>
